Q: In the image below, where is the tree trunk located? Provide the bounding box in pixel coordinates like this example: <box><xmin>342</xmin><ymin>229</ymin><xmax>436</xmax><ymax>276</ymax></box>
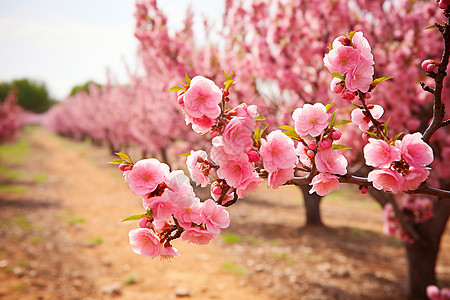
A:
<box><xmin>299</xmin><ymin>185</ymin><xmax>324</xmax><ymax>226</ymax></box>
<box><xmin>405</xmin><ymin>198</ymin><xmax>450</xmax><ymax>300</ymax></box>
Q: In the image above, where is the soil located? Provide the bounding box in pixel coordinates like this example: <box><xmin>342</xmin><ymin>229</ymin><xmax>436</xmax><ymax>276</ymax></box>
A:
<box><xmin>0</xmin><ymin>127</ymin><xmax>449</xmax><ymax>300</ymax></box>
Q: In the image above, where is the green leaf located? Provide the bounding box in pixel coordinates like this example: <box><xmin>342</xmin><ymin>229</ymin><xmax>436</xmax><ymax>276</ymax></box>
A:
<box><xmin>330</xmin><ymin>72</ymin><xmax>345</xmax><ymax>80</ymax></box>
<box><xmin>348</xmin><ymin>30</ymin><xmax>356</xmax><ymax>40</ymax></box>
<box><xmin>328</xmin><ymin>43</ymin><xmax>333</xmax><ymax>51</ymax></box>
<box><xmin>365</xmin><ymin>131</ymin><xmax>379</xmax><ymax>139</ymax></box>
<box><xmin>384</xmin><ymin>117</ymin><xmax>390</xmax><ymax>133</ymax></box>
<box><xmin>223</xmin><ymin>70</ymin><xmax>233</xmax><ymax>81</ymax></box>
<box><xmin>280</xmin><ymin>125</ymin><xmax>296</xmax><ymax>132</ymax></box>
<box><xmin>334</xmin><ymin>119</ymin><xmax>352</xmax><ymax>127</ymax></box>
<box><xmin>179</xmin><ymin>153</ymin><xmax>190</xmax><ymax>157</ymax></box>
<box><xmin>224</xmin><ymin>79</ymin><xmax>234</xmax><ymax>91</ymax></box>
<box><xmin>282</xmin><ymin>130</ymin><xmax>301</xmax><ymax>141</ymax></box>
<box><xmin>351</xmin><ymin>102</ymin><xmax>362</xmax><ymax>108</ymax></box>
<box><xmin>372</xmin><ymin>76</ymin><xmax>393</xmax><ymax>87</ymax></box>
<box><xmin>255</xmin><ymin>116</ymin><xmax>266</xmax><ymax>121</ymax></box>
<box><xmin>329</xmin><ymin>112</ymin><xmax>336</xmax><ymax>128</ymax></box>
<box><xmin>121</xmin><ymin>214</ymin><xmax>144</xmax><ymax>222</ymax></box>
<box><xmin>332</xmin><ymin>144</ymin><xmax>352</xmax><ymax>150</ymax></box>
<box><xmin>108</xmin><ymin>159</ymin><xmax>125</xmax><ymax>164</ymax></box>
<box><xmin>325</xmin><ymin>101</ymin><xmax>334</xmax><ymax>112</ymax></box>
<box><xmin>392</xmin><ymin>132</ymin><xmax>405</xmax><ymax>143</ymax></box>
<box><xmin>115</xmin><ymin>152</ymin><xmax>132</xmax><ymax>162</ymax></box>
<box><xmin>146</xmin><ymin>209</ymin><xmax>153</xmax><ymax>218</ymax></box>
<box><xmin>169</xmin><ymin>86</ymin><xmax>185</xmax><ymax>92</ymax></box>
<box><xmin>185</xmin><ymin>73</ymin><xmax>191</xmax><ymax>85</ymax></box>
<box><xmin>425</xmin><ymin>24</ymin><xmax>437</xmax><ymax>30</ymax></box>
<box><xmin>260</xmin><ymin>123</ymin><xmax>268</xmax><ymax>135</ymax></box>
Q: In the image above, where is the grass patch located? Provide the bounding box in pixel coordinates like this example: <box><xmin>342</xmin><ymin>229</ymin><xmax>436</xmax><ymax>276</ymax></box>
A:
<box><xmin>0</xmin><ymin>139</ymin><xmax>30</xmax><ymax>164</ymax></box>
<box><xmin>89</xmin><ymin>237</ymin><xmax>104</xmax><ymax>245</ymax></box>
<box><xmin>350</xmin><ymin>227</ymin><xmax>364</xmax><ymax>237</ymax></box>
<box><xmin>30</xmin><ymin>236</ymin><xmax>43</xmax><ymax>243</ymax></box>
<box><xmin>33</xmin><ymin>173</ymin><xmax>47</xmax><ymax>183</ymax></box>
<box><xmin>57</xmin><ymin>211</ymin><xmax>85</xmax><ymax>225</ymax></box>
<box><xmin>14</xmin><ymin>283</ymin><xmax>27</xmax><ymax>291</ymax></box>
<box><xmin>16</xmin><ymin>260</ymin><xmax>30</xmax><ymax>268</ymax></box>
<box><xmin>221</xmin><ymin>262</ymin><xmax>245</xmax><ymax>275</ymax></box>
<box><xmin>221</xmin><ymin>234</ymin><xmax>243</xmax><ymax>244</ymax></box>
<box><xmin>273</xmin><ymin>252</ymin><xmax>293</xmax><ymax>264</ymax></box>
<box><xmin>0</xmin><ymin>185</ymin><xmax>27</xmax><ymax>194</ymax></box>
<box><xmin>124</xmin><ymin>275</ymin><xmax>137</xmax><ymax>285</ymax></box>
<box><xmin>10</xmin><ymin>216</ymin><xmax>34</xmax><ymax>230</ymax></box>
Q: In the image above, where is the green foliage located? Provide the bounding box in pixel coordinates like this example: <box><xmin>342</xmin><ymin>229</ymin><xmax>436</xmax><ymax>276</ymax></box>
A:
<box><xmin>221</xmin><ymin>262</ymin><xmax>245</xmax><ymax>275</ymax></box>
<box><xmin>0</xmin><ymin>139</ymin><xmax>30</xmax><ymax>163</ymax></box>
<box><xmin>89</xmin><ymin>237</ymin><xmax>104</xmax><ymax>245</ymax></box>
<box><xmin>221</xmin><ymin>234</ymin><xmax>243</xmax><ymax>244</ymax></box>
<box><xmin>124</xmin><ymin>275</ymin><xmax>138</xmax><ymax>285</ymax></box>
<box><xmin>69</xmin><ymin>80</ymin><xmax>101</xmax><ymax>96</ymax></box>
<box><xmin>0</xmin><ymin>79</ymin><xmax>55</xmax><ymax>113</ymax></box>
<box><xmin>0</xmin><ymin>185</ymin><xmax>27</xmax><ymax>194</ymax></box>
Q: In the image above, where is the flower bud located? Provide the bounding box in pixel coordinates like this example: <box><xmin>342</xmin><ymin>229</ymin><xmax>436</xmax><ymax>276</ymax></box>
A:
<box><xmin>331</xmin><ymin>129</ymin><xmax>342</xmax><ymax>141</ymax></box>
<box><xmin>307</xmin><ymin>140</ymin><xmax>317</xmax><ymax>150</ymax></box>
<box><xmin>439</xmin><ymin>0</ymin><xmax>449</xmax><ymax>9</ymax></box>
<box><xmin>421</xmin><ymin>59</ymin><xmax>431</xmax><ymax>70</ymax></box>
<box><xmin>362</xmin><ymin>132</ymin><xmax>369</xmax><ymax>143</ymax></box>
<box><xmin>365</xmin><ymin>93</ymin><xmax>371</xmax><ymax>100</ymax></box>
<box><xmin>307</xmin><ymin>150</ymin><xmax>315</xmax><ymax>158</ymax></box>
<box><xmin>247</xmin><ymin>150</ymin><xmax>260</xmax><ymax>162</ymax></box>
<box><xmin>341</xmin><ymin>90</ymin><xmax>356</xmax><ymax>101</ymax></box>
<box><xmin>319</xmin><ymin>139</ymin><xmax>332</xmax><ymax>150</ymax></box>
<box><xmin>360</xmin><ymin>187</ymin><xmax>368</xmax><ymax>194</ymax></box>
<box><xmin>119</xmin><ymin>163</ymin><xmax>132</xmax><ymax>172</ymax></box>
<box><xmin>427</xmin><ymin>63</ymin><xmax>436</xmax><ymax>73</ymax></box>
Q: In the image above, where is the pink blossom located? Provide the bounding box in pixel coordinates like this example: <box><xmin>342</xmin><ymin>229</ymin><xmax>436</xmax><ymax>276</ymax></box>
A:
<box><xmin>181</xmin><ymin>227</ymin><xmax>217</xmax><ymax>245</ymax></box>
<box><xmin>292</xmin><ymin>103</ymin><xmax>330</xmax><ymax>137</ymax></box>
<box><xmin>247</xmin><ymin>150</ymin><xmax>260</xmax><ymax>162</ymax></box>
<box><xmin>352</xmin><ymin>31</ymin><xmax>374</xmax><ymax>64</ymax></box>
<box><xmin>200</xmin><ymin>199</ymin><xmax>230</xmax><ymax>234</ymax></box>
<box><xmin>128</xmin><ymin>228</ymin><xmax>162</xmax><ymax>258</ymax></box>
<box><xmin>186</xmin><ymin>114</ymin><xmax>215</xmax><ymax>134</ymax></box>
<box><xmin>125</xmin><ymin>158</ymin><xmax>169</xmax><ymax>196</ymax></box>
<box><xmin>315</xmin><ymin>149</ymin><xmax>348</xmax><ymax>175</ymax></box>
<box><xmin>268</xmin><ymin>167</ymin><xmax>294</xmax><ymax>189</ymax></box>
<box><xmin>143</xmin><ymin>194</ymin><xmax>176</xmax><ymax>221</ymax></box>
<box><xmin>296</xmin><ymin>143</ymin><xmax>312</xmax><ymax>167</ymax></box>
<box><xmin>186</xmin><ymin>150</ymin><xmax>210</xmax><ymax>187</ymax></box>
<box><xmin>363</xmin><ymin>138</ymin><xmax>401</xmax><ymax>168</ymax></box>
<box><xmin>183</xmin><ymin>76</ymin><xmax>222</xmax><ymax>119</ymax></box>
<box><xmin>236</xmin><ymin>171</ymin><xmax>264</xmax><ymax>198</ymax></box>
<box><xmin>164</xmin><ymin>170</ymin><xmax>195</xmax><ymax>207</ymax></box>
<box><xmin>174</xmin><ymin>199</ymin><xmax>203</xmax><ymax>228</ymax></box>
<box><xmin>222</xmin><ymin>116</ymin><xmax>255</xmax><ymax>155</ymax></box>
<box><xmin>402</xmin><ymin>167</ymin><xmax>430</xmax><ymax>191</ymax></box>
<box><xmin>368</xmin><ymin>169</ymin><xmax>404</xmax><ymax>193</ymax></box>
<box><xmin>260</xmin><ymin>130</ymin><xmax>297</xmax><ymax>173</ymax></box>
<box><xmin>210</xmin><ymin>181</ymin><xmax>234</xmax><ymax>204</ymax></box>
<box><xmin>216</xmin><ymin>156</ymin><xmax>254</xmax><ymax>188</ymax></box>
<box><xmin>159</xmin><ymin>246</ymin><xmax>180</xmax><ymax>259</ymax></box>
<box><xmin>330</xmin><ymin>77</ymin><xmax>344</xmax><ymax>93</ymax></box>
<box><xmin>351</xmin><ymin>105</ymin><xmax>384</xmax><ymax>131</ymax></box>
<box><xmin>395</xmin><ymin>132</ymin><xmax>434</xmax><ymax>167</ymax></box>
<box><xmin>323</xmin><ymin>45</ymin><xmax>360</xmax><ymax>74</ymax></box>
<box><xmin>210</xmin><ymin>136</ymin><xmax>243</xmax><ymax>166</ymax></box>
<box><xmin>345</xmin><ymin>60</ymin><xmax>374</xmax><ymax>93</ymax></box>
<box><xmin>309</xmin><ymin>173</ymin><xmax>340</xmax><ymax>196</ymax></box>
<box><xmin>341</xmin><ymin>90</ymin><xmax>356</xmax><ymax>101</ymax></box>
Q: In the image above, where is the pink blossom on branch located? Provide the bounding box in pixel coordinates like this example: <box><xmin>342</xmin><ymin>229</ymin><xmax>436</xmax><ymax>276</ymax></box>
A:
<box><xmin>395</xmin><ymin>132</ymin><xmax>434</xmax><ymax>168</ymax></box>
<box><xmin>125</xmin><ymin>158</ymin><xmax>170</xmax><ymax>196</ymax></box>
<box><xmin>363</xmin><ymin>138</ymin><xmax>401</xmax><ymax>168</ymax></box>
<box><xmin>315</xmin><ymin>149</ymin><xmax>348</xmax><ymax>175</ymax></box>
<box><xmin>200</xmin><ymin>199</ymin><xmax>230</xmax><ymax>234</ymax></box>
<box><xmin>181</xmin><ymin>227</ymin><xmax>217</xmax><ymax>245</ymax></box>
<box><xmin>309</xmin><ymin>173</ymin><xmax>340</xmax><ymax>196</ymax></box>
<box><xmin>128</xmin><ymin>228</ymin><xmax>163</xmax><ymax>258</ymax></box>
<box><xmin>368</xmin><ymin>168</ymin><xmax>404</xmax><ymax>194</ymax></box>
<box><xmin>292</xmin><ymin>103</ymin><xmax>330</xmax><ymax>137</ymax></box>
<box><xmin>186</xmin><ymin>150</ymin><xmax>210</xmax><ymax>187</ymax></box>
<box><xmin>260</xmin><ymin>130</ymin><xmax>297</xmax><ymax>173</ymax></box>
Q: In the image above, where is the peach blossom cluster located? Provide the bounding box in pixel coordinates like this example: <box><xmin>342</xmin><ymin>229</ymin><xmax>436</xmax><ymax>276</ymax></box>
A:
<box><xmin>365</xmin><ymin>133</ymin><xmax>434</xmax><ymax>193</ymax></box>
<box><xmin>124</xmin><ymin>158</ymin><xmax>230</xmax><ymax>259</ymax></box>
<box><xmin>427</xmin><ymin>285</ymin><xmax>450</xmax><ymax>300</ymax></box>
<box><xmin>324</xmin><ymin>31</ymin><xmax>375</xmax><ymax>99</ymax></box>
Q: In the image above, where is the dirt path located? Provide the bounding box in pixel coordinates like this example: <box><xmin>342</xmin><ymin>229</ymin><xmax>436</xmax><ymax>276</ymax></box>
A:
<box><xmin>0</xmin><ymin>128</ymin><xmax>272</xmax><ymax>300</ymax></box>
<box><xmin>0</xmin><ymin>128</ymin><xmax>449</xmax><ymax>300</ymax></box>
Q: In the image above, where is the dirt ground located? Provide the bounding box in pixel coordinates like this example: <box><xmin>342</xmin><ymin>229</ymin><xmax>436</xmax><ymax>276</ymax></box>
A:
<box><xmin>0</xmin><ymin>127</ymin><xmax>449</xmax><ymax>300</ymax></box>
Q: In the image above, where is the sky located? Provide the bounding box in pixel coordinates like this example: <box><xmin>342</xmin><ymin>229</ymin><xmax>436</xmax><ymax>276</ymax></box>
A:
<box><xmin>0</xmin><ymin>0</ymin><xmax>223</xmax><ymax>100</ymax></box>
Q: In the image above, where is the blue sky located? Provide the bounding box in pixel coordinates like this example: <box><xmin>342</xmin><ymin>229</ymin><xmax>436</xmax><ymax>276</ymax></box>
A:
<box><xmin>0</xmin><ymin>0</ymin><xmax>223</xmax><ymax>100</ymax></box>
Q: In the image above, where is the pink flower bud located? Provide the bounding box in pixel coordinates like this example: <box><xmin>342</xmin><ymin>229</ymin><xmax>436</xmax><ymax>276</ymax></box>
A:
<box><xmin>362</xmin><ymin>133</ymin><xmax>369</xmax><ymax>143</ymax></box>
<box><xmin>331</xmin><ymin>129</ymin><xmax>342</xmax><ymax>141</ymax></box>
<box><xmin>319</xmin><ymin>139</ymin><xmax>333</xmax><ymax>150</ymax></box>
<box><xmin>307</xmin><ymin>150</ymin><xmax>315</xmax><ymax>158</ymax></box>
<box><xmin>427</xmin><ymin>63</ymin><xmax>436</xmax><ymax>73</ymax></box>
<box><xmin>307</xmin><ymin>141</ymin><xmax>317</xmax><ymax>150</ymax></box>
<box><xmin>119</xmin><ymin>163</ymin><xmax>132</xmax><ymax>171</ymax></box>
<box><xmin>333</xmin><ymin>84</ymin><xmax>344</xmax><ymax>94</ymax></box>
<box><xmin>211</xmin><ymin>131</ymin><xmax>219</xmax><ymax>138</ymax></box>
<box><xmin>360</xmin><ymin>187</ymin><xmax>368</xmax><ymax>194</ymax></box>
<box><xmin>439</xmin><ymin>0</ymin><xmax>449</xmax><ymax>9</ymax></box>
<box><xmin>211</xmin><ymin>185</ymin><xmax>222</xmax><ymax>195</ymax></box>
<box><xmin>247</xmin><ymin>150</ymin><xmax>260</xmax><ymax>162</ymax></box>
<box><xmin>421</xmin><ymin>59</ymin><xmax>431</xmax><ymax>70</ymax></box>
<box><xmin>365</xmin><ymin>93</ymin><xmax>371</xmax><ymax>99</ymax></box>
<box><xmin>341</xmin><ymin>90</ymin><xmax>356</xmax><ymax>101</ymax></box>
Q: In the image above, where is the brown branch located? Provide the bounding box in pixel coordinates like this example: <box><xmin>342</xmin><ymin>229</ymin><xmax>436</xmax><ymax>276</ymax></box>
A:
<box><xmin>419</xmin><ymin>81</ymin><xmax>435</xmax><ymax>94</ymax></box>
<box><xmin>423</xmin><ymin>21</ymin><xmax>450</xmax><ymax>143</ymax></box>
<box><xmin>285</xmin><ymin>174</ymin><xmax>450</xmax><ymax>199</ymax></box>
<box><xmin>389</xmin><ymin>196</ymin><xmax>422</xmax><ymax>242</ymax></box>
<box><xmin>358</xmin><ymin>91</ymin><xmax>389</xmax><ymax>141</ymax></box>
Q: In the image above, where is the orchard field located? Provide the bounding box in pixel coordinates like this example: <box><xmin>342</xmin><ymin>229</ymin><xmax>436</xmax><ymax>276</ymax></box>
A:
<box><xmin>0</xmin><ymin>127</ymin><xmax>449</xmax><ymax>300</ymax></box>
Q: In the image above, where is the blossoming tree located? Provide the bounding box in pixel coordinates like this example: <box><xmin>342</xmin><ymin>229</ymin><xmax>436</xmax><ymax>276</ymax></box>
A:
<box><xmin>114</xmin><ymin>3</ymin><xmax>450</xmax><ymax>299</ymax></box>
<box><xmin>0</xmin><ymin>91</ymin><xmax>23</xmax><ymax>144</ymax></box>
